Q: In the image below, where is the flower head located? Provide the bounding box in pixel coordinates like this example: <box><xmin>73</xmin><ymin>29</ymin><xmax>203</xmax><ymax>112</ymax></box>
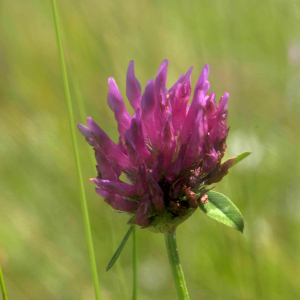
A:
<box><xmin>78</xmin><ymin>59</ymin><xmax>236</xmax><ymax>232</ymax></box>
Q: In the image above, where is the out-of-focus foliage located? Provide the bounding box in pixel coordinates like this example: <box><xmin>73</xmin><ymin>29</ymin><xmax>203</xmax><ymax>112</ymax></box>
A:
<box><xmin>1</xmin><ymin>0</ymin><xmax>300</xmax><ymax>299</ymax></box>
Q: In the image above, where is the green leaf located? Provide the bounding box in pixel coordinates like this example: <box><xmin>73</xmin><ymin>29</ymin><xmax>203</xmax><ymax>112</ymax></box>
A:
<box><xmin>106</xmin><ymin>225</ymin><xmax>134</xmax><ymax>271</ymax></box>
<box><xmin>199</xmin><ymin>191</ymin><xmax>244</xmax><ymax>233</ymax></box>
<box><xmin>232</xmin><ymin>151</ymin><xmax>251</xmax><ymax>167</ymax></box>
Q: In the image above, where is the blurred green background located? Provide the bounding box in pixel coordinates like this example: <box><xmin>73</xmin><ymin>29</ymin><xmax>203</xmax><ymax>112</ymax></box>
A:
<box><xmin>1</xmin><ymin>0</ymin><xmax>300</xmax><ymax>299</ymax></box>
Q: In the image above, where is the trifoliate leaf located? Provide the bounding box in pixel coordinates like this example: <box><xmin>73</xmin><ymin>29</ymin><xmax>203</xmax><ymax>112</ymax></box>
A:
<box><xmin>199</xmin><ymin>191</ymin><xmax>244</xmax><ymax>233</ymax></box>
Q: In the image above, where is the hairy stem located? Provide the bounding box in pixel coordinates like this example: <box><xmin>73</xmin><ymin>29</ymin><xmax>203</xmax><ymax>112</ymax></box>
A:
<box><xmin>50</xmin><ymin>1</ymin><xmax>101</xmax><ymax>299</ymax></box>
<box><xmin>164</xmin><ymin>230</ymin><xmax>189</xmax><ymax>300</ymax></box>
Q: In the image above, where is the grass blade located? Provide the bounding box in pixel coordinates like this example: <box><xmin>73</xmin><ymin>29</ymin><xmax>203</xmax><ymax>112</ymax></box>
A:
<box><xmin>0</xmin><ymin>265</ymin><xmax>8</xmax><ymax>300</ymax></box>
<box><xmin>132</xmin><ymin>226</ymin><xmax>138</xmax><ymax>300</ymax></box>
<box><xmin>50</xmin><ymin>1</ymin><xmax>101</xmax><ymax>299</ymax></box>
<box><xmin>106</xmin><ymin>225</ymin><xmax>134</xmax><ymax>272</ymax></box>
<box><xmin>70</xmin><ymin>53</ymin><xmax>131</xmax><ymax>298</ymax></box>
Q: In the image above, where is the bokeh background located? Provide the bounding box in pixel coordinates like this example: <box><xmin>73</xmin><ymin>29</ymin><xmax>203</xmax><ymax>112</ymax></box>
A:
<box><xmin>1</xmin><ymin>0</ymin><xmax>300</xmax><ymax>299</ymax></box>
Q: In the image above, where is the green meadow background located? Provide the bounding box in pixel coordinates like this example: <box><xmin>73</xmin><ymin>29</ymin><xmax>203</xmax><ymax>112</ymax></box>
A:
<box><xmin>1</xmin><ymin>0</ymin><xmax>300</xmax><ymax>299</ymax></box>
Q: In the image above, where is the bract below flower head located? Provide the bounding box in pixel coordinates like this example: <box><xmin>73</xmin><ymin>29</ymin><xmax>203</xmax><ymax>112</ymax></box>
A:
<box><xmin>78</xmin><ymin>59</ymin><xmax>236</xmax><ymax>233</ymax></box>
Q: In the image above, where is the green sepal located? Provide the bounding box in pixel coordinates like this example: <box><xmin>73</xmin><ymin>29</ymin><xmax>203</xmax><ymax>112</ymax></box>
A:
<box><xmin>199</xmin><ymin>191</ymin><xmax>244</xmax><ymax>233</ymax></box>
<box><xmin>106</xmin><ymin>225</ymin><xmax>134</xmax><ymax>271</ymax></box>
<box><xmin>232</xmin><ymin>151</ymin><xmax>251</xmax><ymax>167</ymax></box>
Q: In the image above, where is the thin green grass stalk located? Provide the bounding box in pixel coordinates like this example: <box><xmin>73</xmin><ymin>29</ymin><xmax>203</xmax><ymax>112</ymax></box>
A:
<box><xmin>132</xmin><ymin>226</ymin><xmax>138</xmax><ymax>300</ymax></box>
<box><xmin>50</xmin><ymin>1</ymin><xmax>101</xmax><ymax>299</ymax></box>
<box><xmin>164</xmin><ymin>230</ymin><xmax>189</xmax><ymax>300</ymax></box>
<box><xmin>0</xmin><ymin>265</ymin><xmax>8</xmax><ymax>300</ymax></box>
<box><xmin>69</xmin><ymin>43</ymin><xmax>139</xmax><ymax>299</ymax></box>
<box><xmin>70</xmin><ymin>60</ymin><xmax>130</xmax><ymax>298</ymax></box>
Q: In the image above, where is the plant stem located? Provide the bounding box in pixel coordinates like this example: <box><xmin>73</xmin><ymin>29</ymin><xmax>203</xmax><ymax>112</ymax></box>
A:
<box><xmin>70</xmin><ymin>63</ymin><xmax>130</xmax><ymax>299</ymax></box>
<box><xmin>132</xmin><ymin>226</ymin><xmax>138</xmax><ymax>300</ymax></box>
<box><xmin>164</xmin><ymin>230</ymin><xmax>189</xmax><ymax>300</ymax></box>
<box><xmin>0</xmin><ymin>265</ymin><xmax>8</xmax><ymax>300</ymax></box>
<box><xmin>50</xmin><ymin>1</ymin><xmax>101</xmax><ymax>299</ymax></box>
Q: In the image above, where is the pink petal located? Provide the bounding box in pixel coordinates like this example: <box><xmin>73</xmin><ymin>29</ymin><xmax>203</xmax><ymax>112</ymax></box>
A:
<box><xmin>166</xmin><ymin>141</ymin><xmax>188</xmax><ymax>181</ymax></box>
<box><xmin>86</xmin><ymin>117</ymin><xmax>135</xmax><ymax>170</ymax></box>
<box><xmin>155</xmin><ymin>83</ymin><xmax>170</xmax><ymax>135</ymax></box>
<box><xmin>182</xmin><ymin>110</ymin><xmax>205</xmax><ymax>169</ymax></box>
<box><xmin>202</xmin><ymin>136</ymin><xmax>218</xmax><ymax>174</ymax></box>
<box><xmin>217</xmin><ymin>92</ymin><xmax>229</xmax><ymax>114</ymax></box>
<box><xmin>134</xmin><ymin>109</ymin><xmax>153</xmax><ymax>163</ymax></box>
<box><xmin>92</xmin><ymin>179</ymin><xmax>137</xmax><ymax>196</ymax></box>
<box><xmin>110</xmin><ymin>136</ymin><xmax>127</xmax><ymax>177</ymax></box>
<box><xmin>162</xmin><ymin>114</ymin><xmax>176</xmax><ymax>171</ymax></box>
<box><xmin>126</xmin><ymin>61</ymin><xmax>142</xmax><ymax>111</ymax></box>
<box><xmin>94</xmin><ymin>150</ymin><xmax>118</xmax><ymax>181</ymax></box>
<box><xmin>151</xmin><ymin>151</ymin><xmax>164</xmax><ymax>182</ymax></box>
<box><xmin>135</xmin><ymin>163</ymin><xmax>152</xmax><ymax>226</ymax></box>
<box><xmin>107</xmin><ymin>78</ymin><xmax>132</xmax><ymax>138</ymax></box>
<box><xmin>96</xmin><ymin>187</ymin><xmax>138</xmax><ymax>212</ymax></box>
<box><xmin>209</xmin><ymin>92</ymin><xmax>229</xmax><ymax>143</ymax></box>
<box><xmin>141</xmin><ymin>80</ymin><xmax>158</xmax><ymax>146</ymax></box>
<box><xmin>180</xmin><ymin>91</ymin><xmax>205</xmax><ymax>143</ymax></box>
<box><xmin>135</xmin><ymin>195</ymin><xmax>151</xmax><ymax>226</ymax></box>
<box><xmin>194</xmin><ymin>64</ymin><xmax>210</xmax><ymax>95</ymax></box>
<box><xmin>124</xmin><ymin>109</ymin><xmax>152</xmax><ymax>166</ymax></box>
<box><xmin>136</xmin><ymin>162</ymin><xmax>148</xmax><ymax>196</ymax></box>
<box><xmin>77</xmin><ymin>124</ymin><xmax>91</xmax><ymax>138</ymax></box>
<box><xmin>148</xmin><ymin>174</ymin><xmax>165</xmax><ymax>212</ymax></box>
<box><xmin>124</xmin><ymin>129</ymin><xmax>140</xmax><ymax>166</ymax></box>
<box><xmin>169</xmin><ymin>67</ymin><xmax>193</xmax><ymax>135</ymax></box>
<box><xmin>155</xmin><ymin>59</ymin><xmax>169</xmax><ymax>92</ymax></box>
<box><xmin>118</xmin><ymin>135</ymin><xmax>128</xmax><ymax>155</ymax></box>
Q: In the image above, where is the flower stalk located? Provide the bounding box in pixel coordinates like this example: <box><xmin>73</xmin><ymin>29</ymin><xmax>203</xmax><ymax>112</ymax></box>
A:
<box><xmin>164</xmin><ymin>230</ymin><xmax>189</xmax><ymax>300</ymax></box>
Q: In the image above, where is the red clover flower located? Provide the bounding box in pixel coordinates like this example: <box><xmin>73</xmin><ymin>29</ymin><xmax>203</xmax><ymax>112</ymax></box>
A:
<box><xmin>78</xmin><ymin>59</ymin><xmax>241</xmax><ymax>232</ymax></box>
